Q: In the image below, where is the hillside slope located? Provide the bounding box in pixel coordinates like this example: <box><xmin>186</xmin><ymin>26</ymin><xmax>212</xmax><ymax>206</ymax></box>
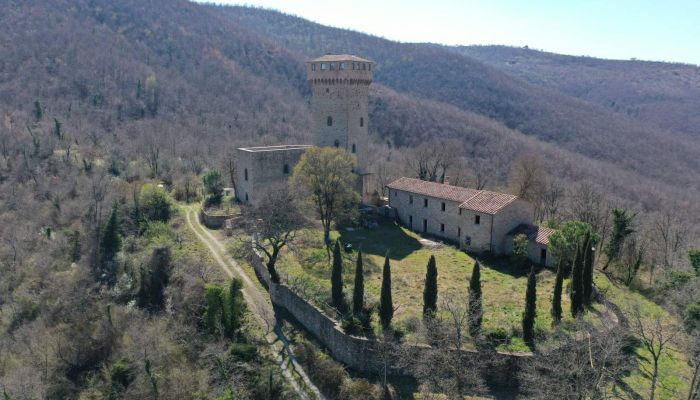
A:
<box><xmin>457</xmin><ymin>45</ymin><xmax>700</xmax><ymax>138</ymax></box>
<box><xmin>0</xmin><ymin>0</ymin><xmax>697</xmax><ymax>220</ymax></box>
<box><xmin>216</xmin><ymin>6</ymin><xmax>700</xmax><ymax>191</ymax></box>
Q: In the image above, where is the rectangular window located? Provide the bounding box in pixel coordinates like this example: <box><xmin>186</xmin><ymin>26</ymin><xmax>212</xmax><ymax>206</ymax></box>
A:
<box><xmin>409</xmin><ymin>195</ymin><xmax>413</xmax><ymax>204</ymax></box>
<box><xmin>440</xmin><ymin>223</ymin><xmax>445</xmax><ymax>232</ymax></box>
<box><xmin>330</xmin><ymin>62</ymin><xmax>336</xmax><ymax>70</ymax></box>
<box><xmin>474</xmin><ymin>215</ymin><xmax>481</xmax><ymax>225</ymax></box>
<box><xmin>311</xmin><ymin>63</ymin><xmax>316</xmax><ymax>71</ymax></box>
<box><xmin>459</xmin><ymin>208</ymin><xmax>462</xmax><ymax>215</ymax></box>
<box><xmin>340</xmin><ymin>62</ymin><xmax>346</xmax><ymax>70</ymax></box>
<box><xmin>441</xmin><ymin>202</ymin><xmax>446</xmax><ymax>212</ymax></box>
<box><xmin>395</xmin><ymin>191</ymin><xmax>398</xmax><ymax>197</ymax></box>
<box><xmin>423</xmin><ymin>219</ymin><xmax>428</xmax><ymax>233</ymax></box>
<box><xmin>458</xmin><ymin>227</ymin><xmax>461</xmax><ymax>237</ymax></box>
<box><xmin>409</xmin><ymin>215</ymin><xmax>413</xmax><ymax>228</ymax></box>
<box><xmin>321</xmin><ymin>63</ymin><xmax>328</xmax><ymax>70</ymax></box>
<box><xmin>424</xmin><ymin>198</ymin><xmax>428</xmax><ymax>208</ymax></box>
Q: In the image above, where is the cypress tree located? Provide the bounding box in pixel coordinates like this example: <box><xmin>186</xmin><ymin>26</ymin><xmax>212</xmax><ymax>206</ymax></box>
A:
<box><xmin>204</xmin><ymin>284</ymin><xmax>224</xmax><ymax>335</ymax></box>
<box><xmin>570</xmin><ymin>232</ymin><xmax>589</xmax><ymax>317</ymax></box>
<box><xmin>100</xmin><ymin>205</ymin><xmax>122</xmax><ymax>261</ymax></box>
<box><xmin>423</xmin><ymin>255</ymin><xmax>438</xmax><ymax>317</ymax></box>
<box><xmin>551</xmin><ymin>259</ymin><xmax>564</xmax><ymax>325</ymax></box>
<box><xmin>522</xmin><ymin>266</ymin><xmax>537</xmax><ymax>347</ymax></box>
<box><xmin>379</xmin><ymin>254</ymin><xmax>394</xmax><ymax>329</ymax></box>
<box><xmin>222</xmin><ymin>278</ymin><xmax>245</xmax><ymax>339</ymax></box>
<box><xmin>583</xmin><ymin>243</ymin><xmax>595</xmax><ymax>306</ymax></box>
<box><xmin>353</xmin><ymin>250</ymin><xmax>365</xmax><ymax>315</ymax></box>
<box><xmin>331</xmin><ymin>240</ymin><xmax>344</xmax><ymax>309</ymax></box>
<box><xmin>468</xmin><ymin>262</ymin><xmax>483</xmax><ymax>336</ymax></box>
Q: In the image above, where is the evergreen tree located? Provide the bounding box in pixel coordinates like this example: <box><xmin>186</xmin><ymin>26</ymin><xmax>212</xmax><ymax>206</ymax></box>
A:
<box><xmin>551</xmin><ymin>259</ymin><xmax>564</xmax><ymax>325</ymax></box>
<box><xmin>603</xmin><ymin>208</ymin><xmax>635</xmax><ymax>270</ymax></box>
<box><xmin>204</xmin><ymin>284</ymin><xmax>224</xmax><ymax>335</ymax></box>
<box><xmin>379</xmin><ymin>254</ymin><xmax>394</xmax><ymax>329</ymax></box>
<box><xmin>100</xmin><ymin>205</ymin><xmax>122</xmax><ymax>261</ymax></box>
<box><xmin>570</xmin><ymin>232</ymin><xmax>589</xmax><ymax>316</ymax></box>
<box><xmin>222</xmin><ymin>278</ymin><xmax>246</xmax><ymax>338</ymax></box>
<box><xmin>331</xmin><ymin>240</ymin><xmax>344</xmax><ymax>309</ymax></box>
<box><xmin>422</xmin><ymin>255</ymin><xmax>438</xmax><ymax>317</ymax></box>
<box><xmin>53</xmin><ymin>118</ymin><xmax>62</xmax><ymax>139</ymax></box>
<box><xmin>468</xmin><ymin>261</ymin><xmax>483</xmax><ymax>336</ymax></box>
<box><xmin>583</xmin><ymin>243</ymin><xmax>595</xmax><ymax>306</ymax></box>
<box><xmin>353</xmin><ymin>250</ymin><xmax>364</xmax><ymax>315</ymax></box>
<box><xmin>522</xmin><ymin>266</ymin><xmax>537</xmax><ymax>347</ymax></box>
<box><xmin>137</xmin><ymin>247</ymin><xmax>171</xmax><ymax>312</ymax></box>
<box><xmin>33</xmin><ymin>99</ymin><xmax>43</xmax><ymax>121</ymax></box>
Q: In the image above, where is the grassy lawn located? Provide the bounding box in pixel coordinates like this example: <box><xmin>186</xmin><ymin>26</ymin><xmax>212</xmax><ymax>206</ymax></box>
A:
<box><xmin>276</xmin><ymin>218</ymin><xmax>605</xmax><ymax>352</ymax></box>
<box><xmin>596</xmin><ymin>275</ymin><xmax>693</xmax><ymax>400</ymax></box>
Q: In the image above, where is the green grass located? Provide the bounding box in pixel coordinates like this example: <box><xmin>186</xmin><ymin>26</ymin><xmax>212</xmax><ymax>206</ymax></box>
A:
<box><xmin>277</xmin><ymin>219</ymin><xmax>604</xmax><ymax>352</ymax></box>
<box><xmin>596</xmin><ymin>275</ymin><xmax>692</xmax><ymax>400</ymax></box>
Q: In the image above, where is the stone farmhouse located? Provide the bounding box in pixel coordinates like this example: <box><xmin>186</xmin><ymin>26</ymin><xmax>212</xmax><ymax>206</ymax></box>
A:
<box><xmin>387</xmin><ymin>177</ymin><xmax>555</xmax><ymax>267</ymax></box>
<box><xmin>235</xmin><ymin>54</ymin><xmax>555</xmax><ymax>267</ymax></box>
<box><xmin>235</xmin><ymin>54</ymin><xmax>375</xmax><ymax>205</ymax></box>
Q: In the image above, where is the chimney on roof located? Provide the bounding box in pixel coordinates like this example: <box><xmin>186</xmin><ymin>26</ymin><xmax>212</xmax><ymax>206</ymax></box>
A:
<box><xmin>444</xmin><ymin>176</ymin><xmax>451</xmax><ymax>185</ymax></box>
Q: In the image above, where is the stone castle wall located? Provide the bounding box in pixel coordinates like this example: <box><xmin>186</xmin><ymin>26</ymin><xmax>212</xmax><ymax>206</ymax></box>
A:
<box><xmin>248</xmin><ymin>246</ymin><xmax>526</xmax><ymax>383</ymax></box>
<box><xmin>235</xmin><ymin>146</ymin><xmax>311</xmax><ymax>205</ymax></box>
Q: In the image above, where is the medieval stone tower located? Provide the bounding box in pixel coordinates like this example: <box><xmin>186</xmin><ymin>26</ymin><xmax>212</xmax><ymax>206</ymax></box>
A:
<box><xmin>305</xmin><ymin>54</ymin><xmax>373</xmax><ymax>175</ymax></box>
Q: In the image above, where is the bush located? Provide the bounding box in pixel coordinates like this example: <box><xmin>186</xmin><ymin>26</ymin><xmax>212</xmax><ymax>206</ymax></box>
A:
<box><xmin>229</xmin><ymin>342</ymin><xmax>258</xmax><ymax>362</ymax></box>
<box><xmin>313</xmin><ymin>359</ymin><xmax>347</xmax><ymax>398</ymax></box>
<box><xmin>139</xmin><ymin>183</ymin><xmax>172</xmax><ymax>222</ymax></box>
<box><xmin>339</xmin><ymin>378</ymin><xmax>382</xmax><ymax>400</ymax></box>
<box><xmin>203</xmin><ymin>170</ymin><xmax>224</xmax><ymax>206</ymax></box>
<box><xmin>484</xmin><ymin>327</ymin><xmax>511</xmax><ymax>347</ymax></box>
<box><xmin>659</xmin><ymin>271</ymin><xmax>693</xmax><ymax>291</ymax></box>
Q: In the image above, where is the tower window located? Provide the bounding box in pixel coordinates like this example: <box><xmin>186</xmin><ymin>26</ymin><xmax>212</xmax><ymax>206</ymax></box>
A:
<box><xmin>409</xmin><ymin>195</ymin><xmax>413</xmax><ymax>204</ymax></box>
<box><xmin>245</xmin><ymin>193</ymin><xmax>248</xmax><ymax>202</ymax></box>
<box><xmin>327</xmin><ymin>116</ymin><xmax>333</xmax><ymax>126</ymax></box>
<box><xmin>360</xmin><ymin>117</ymin><xmax>364</xmax><ymax>127</ymax></box>
<box><xmin>424</xmin><ymin>198</ymin><xmax>428</xmax><ymax>208</ymax></box>
<box><xmin>283</xmin><ymin>164</ymin><xmax>290</xmax><ymax>174</ymax></box>
<box><xmin>352</xmin><ymin>144</ymin><xmax>356</xmax><ymax>153</ymax></box>
<box><xmin>334</xmin><ymin>139</ymin><xmax>339</xmax><ymax>147</ymax></box>
<box><xmin>244</xmin><ymin>168</ymin><xmax>248</xmax><ymax>181</ymax></box>
<box><xmin>441</xmin><ymin>202</ymin><xmax>446</xmax><ymax>211</ymax></box>
<box><xmin>474</xmin><ymin>215</ymin><xmax>481</xmax><ymax>225</ymax></box>
<box><xmin>458</xmin><ymin>227</ymin><xmax>461</xmax><ymax>237</ymax></box>
<box><xmin>440</xmin><ymin>223</ymin><xmax>445</xmax><ymax>232</ymax></box>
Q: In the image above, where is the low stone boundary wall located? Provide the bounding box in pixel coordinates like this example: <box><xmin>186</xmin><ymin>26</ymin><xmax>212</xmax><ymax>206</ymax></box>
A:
<box><xmin>199</xmin><ymin>208</ymin><xmax>240</xmax><ymax>229</ymax></box>
<box><xmin>249</xmin><ymin>248</ymin><xmax>526</xmax><ymax>381</ymax></box>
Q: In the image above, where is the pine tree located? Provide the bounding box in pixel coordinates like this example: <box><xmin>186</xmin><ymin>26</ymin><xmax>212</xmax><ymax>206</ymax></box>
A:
<box><xmin>422</xmin><ymin>255</ymin><xmax>438</xmax><ymax>317</ymax></box>
<box><xmin>468</xmin><ymin>262</ymin><xmax>483</xmax><ymax>336</ymax></box>
<box><xmin>522</xmin><ymin>266</ymin><xmax>537</xmax><ymax>347</ymax></box>
<box><xmin>583</xmin><ymin>243</ymin><xmax>595</xmax><ymax>306</ymax></box>
<box><xmin>331</xmin><ymin>240</ymin><xmax>344</xmax><ymax>309</ymax></box>
<box><xmin>379</xmin><ymin>254</ymin><xmax>394</xmax><ymax>329</ymax></box>
<box><xmin>204</xmin><ymin>284</ymin><xmax>224</xmax><ymax>335</ymax></box>
<box><xmin>33</xmin><ymin>100</ymin><xmax>43</xmax><ymax>121</ymax></box>
<box><xmin>551</xmin><ymin>259</ymin><xmax>564</xmax><ymax>325</ymax></box>
<box><xmin>353</xmin><ymin>250</ymin><xmax>365</xmax><ymax>315</ymax></box>
<box><xmin>100</xmin><ymin>205</ymin><xmax>122</xmax><ymax>261</ymax></box>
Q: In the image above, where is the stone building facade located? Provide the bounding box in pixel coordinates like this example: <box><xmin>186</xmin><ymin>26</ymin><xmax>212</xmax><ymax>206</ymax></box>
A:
<box><xmin>235</xmin><ymin>55</ymin><xmax>375</xmax><ymax>205</ymax></box>
<box><xmin>235</xmin><ymin>145</ymin><xmax>311</xmax><ymax>205</ymax></box>
<box><xmin>387</xmin><ymin>177</ymin><xmax>555</xmax><ymax>267</ymax></box>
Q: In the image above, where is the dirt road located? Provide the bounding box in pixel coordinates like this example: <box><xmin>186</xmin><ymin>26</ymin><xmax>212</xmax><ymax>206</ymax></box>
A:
<box><xmin>184</xmin><ymin>206</ymin><xmax>323</xmax><ymax>400</ymax></box>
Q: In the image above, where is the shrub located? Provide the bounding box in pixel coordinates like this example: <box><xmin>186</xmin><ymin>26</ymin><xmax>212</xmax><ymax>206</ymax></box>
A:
<box><xmin>228</xmin><ymin>343</ymin><xmax>258</xmax><ymax>362</ymax></box>
<box><xmin>339</xmin><ymin>378</ymin><xmax>381</xmax><ymax>400</ymax></box>
<box><xmin>203</xmin><ymin>170</ymin><xmax>224</xmax><ymax>206</ymax></box>
<box><xmin>484</xmin><ymin>327</ymin><xmax>511</xmax><ymax>347</ymax></box>
<box><xmin>313</xmin><ymin>359</ymin><xmax>347</xmax><ymax>398</ymax></box>
<box><xmin>139</xmin><ymin>184</ymin><xmax>172</xmax><ymax>222</ymax></box>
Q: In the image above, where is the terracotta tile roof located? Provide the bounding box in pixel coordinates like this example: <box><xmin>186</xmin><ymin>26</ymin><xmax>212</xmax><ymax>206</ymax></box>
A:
<box><xmin>309</xmin><ymin>54</ymin><xmax>373</xmax><ymax>63</ymax></box>
<box><xmin>459</xmin><ymin>191</ymin><xmax>518</xmax><ymax>214</ymax></box>
<box><xmin>507</xmin><ymin>224</ymin><xmax>557</xmax><ymax>245</ymax></box>
<box><xmin>387</xmin><ymin>177</ymin><xmax>479</xmax><ymax>203</ymax></box>
<box><xmin>386</xmin><ymin>177</ymin><xmax>519</xmax><ymax>214</ymax></box>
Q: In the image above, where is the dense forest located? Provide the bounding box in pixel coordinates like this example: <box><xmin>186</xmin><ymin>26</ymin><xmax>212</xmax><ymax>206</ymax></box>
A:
<box><xmin>0</xmin><ymin>0</ymin><xmax>699</xmax><ymax>398</ymax></box>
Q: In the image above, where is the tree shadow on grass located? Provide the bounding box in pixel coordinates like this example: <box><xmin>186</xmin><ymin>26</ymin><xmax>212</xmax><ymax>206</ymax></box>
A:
<box><xmin>470</xmin><ymin>252</ymin><xmax>539</xmax><ymax>279</ymax></box>
<box><xmin>338</xmin><ymin>218</ymin><xmax>422</xmax><ymax>261</ymax></box>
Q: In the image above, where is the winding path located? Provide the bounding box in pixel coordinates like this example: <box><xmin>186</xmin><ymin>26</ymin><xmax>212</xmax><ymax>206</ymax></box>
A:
<box><xmin>183</xmin><ymin>206</ymin><xmax>323</xmax><ymax>400</ymax></box>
